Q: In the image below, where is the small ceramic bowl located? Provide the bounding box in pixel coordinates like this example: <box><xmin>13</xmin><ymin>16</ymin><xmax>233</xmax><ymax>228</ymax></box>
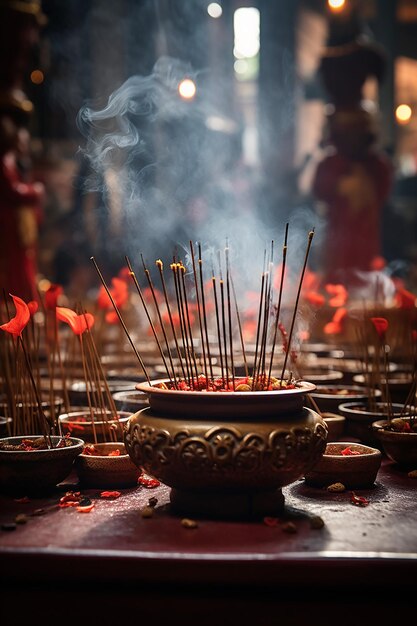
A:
<box><xmin>75</xmin><ymin>441</ymin><xmax>140</xmax><ymax>488</ymax></box>
<box><xmin>58</xmin><ymin>409</ymin><xmax>132</xmax><ymax>443</ymax></box>
<box><xmin>111</xmin><ymin>390</ymin><xmax>149</xmax><ymax>413</ymax></box>
<box><xmin>338</xmin><ymin>401</ymin><xmax>408</xmax><ymax>447</ymax></box>
<box><xmin>310</xmin><ymin>385</ymin><xmax>382</xmax><ymax>414</ymax></box>
<box><xmin>0</xmin><ymin>435</ymin><xmax>84</xmax><ymax>495</ymax></box>
<box><xmin>372</xmin><ymin>418</ymin><xmax>417</xmax><ymax>467</ymax></box>
<box><xmin>322</xmin><ymin>412</ymin><xmax>346</xmax><ymax>441</ymax></box>
<box><xmin>304</xmin><ymin>441</ymin><xmax>382</xmax><ymax>488</ymax></box>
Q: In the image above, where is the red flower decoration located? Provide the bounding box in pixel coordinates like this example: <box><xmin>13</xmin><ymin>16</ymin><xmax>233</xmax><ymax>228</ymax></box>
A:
<box><xmin>0</xmin><ymin>294</ymin><xmax>30</xmax><ymax>337</ymax></box>
<box><xmin>56</xmin><ymin>307</ymin><xmax>95</xmax><ymax>335</ymax></box>
<box><xmin>105</xmin><ymin>310</ymin><xmax>119</xmax><ymax>325</ymax></box>
<box><xmin>97</xmin><ymin>277</ymin><xmax>129</xmax><ymax>310</ymax></box>
<box><xmin>370</xmin><ymin>317</ymin><xmax>388</xmax><ymax>339</ymax></box>
<box><xmin>305</xmin><ymin>291</ymin><xmax>325</xmax><ymax>308</ymax></box>
<box><xmin>44</xmin><ymin>284</ymin><xmax>63</xmax><ymax>310</ymax></box>
<box><xmin>325</xmin><ymin>283</ymin><xmax>348</xmax><ymax>308</ymax></box>
<box><xmin>394</xmin><ymin>287</ymin><xmax>416</xmax><ymax>310</ymax></box>
<box><xmin>27</xmin><ymin>300</ymin><xmax>39</xmax><ymax>316</ymax></box>
<box><xmin>324</xmin><ymin>307</ymin><xmax>347</xmax><ymax>335</ymax></box>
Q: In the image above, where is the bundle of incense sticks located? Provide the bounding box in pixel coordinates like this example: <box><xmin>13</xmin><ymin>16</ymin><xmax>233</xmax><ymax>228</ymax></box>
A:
<box><xmin>91</xmin><ymin>226</ymin><xmax>315</xmax><ymax>391</ymax></box>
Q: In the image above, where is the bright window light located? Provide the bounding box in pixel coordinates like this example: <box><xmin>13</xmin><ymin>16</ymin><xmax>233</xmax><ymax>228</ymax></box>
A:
<box><xmin>234</xmin><ymin>7</ymin><xmax>260</xmax><ymax>59</ymax></box>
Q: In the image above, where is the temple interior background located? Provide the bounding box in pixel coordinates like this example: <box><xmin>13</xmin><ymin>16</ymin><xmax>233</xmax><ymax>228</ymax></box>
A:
<box><xmin>1</xmin><ymin>0</ymin><xmax>417</xmax><ymax>303</ymax></box>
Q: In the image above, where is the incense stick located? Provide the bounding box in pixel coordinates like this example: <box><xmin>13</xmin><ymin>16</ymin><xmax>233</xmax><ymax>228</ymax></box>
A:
<box><xmin>280</xmin><ymin>228</ymin><xmax>315</xmax><ymax>385</ymax></box>
<box><xmin>190</xmin><ymin>241</ymin><xmax>209</xmax><ymax>387</ymax></box>
<box><xmin>156</xmin><ymin>259</ymin><xmax>187</xmax><ymax>381</ymax></box>
<box><xmin>90</xmin><ymin>256</ymin><xmax>151</xmax><ymax>384</ymax></box>
<box><xmin>198</xmin><ymin>243</ymin><xmax>214</xmax><ymax>381</ymax></box>
<box><xmin>267</xmin><ymin>223</ymin><xmax>289</xmax><ymax>386</ymax></box>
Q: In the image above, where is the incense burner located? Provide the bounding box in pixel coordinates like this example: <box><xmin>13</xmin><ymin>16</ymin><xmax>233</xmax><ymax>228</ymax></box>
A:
<box><xmin>124</xmin><ymin>380</ymin><xmax>327</xmax><ymax>518</ymax></box>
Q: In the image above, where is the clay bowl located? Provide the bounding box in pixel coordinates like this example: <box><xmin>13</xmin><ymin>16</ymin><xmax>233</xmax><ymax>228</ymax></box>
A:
<box><xmin>68</xmin><ymin>380</ymin><xmax>137</xmax><ymax>406</ymax></box>
<box><xmin>112</xmin><ymin>390</ymin><xmax>149</xmax><ymax>413</ymax></box>
<box><xmin>299</xmin><ymin>369</ymin><xmax>344</xmax><ymax>385</ymax></box>
<box><xmin>372</xmin><ymin>418</ymin><xmax>417</xmax><ymax>467</ymax></box>
<box><xmin>304</xmin><ymin>441</ymin><xmax>382</xmax><ymax>488</ymax></box>
<box><xmin>58</xmin><ymin>409</ymin><xmax>132</xmax><ymax>443</ymax></box>
<box><xmin>75</xmin><ymin>442</ymin><xmax>140</xmax><ymax>488</ymax></box>
<box><xmin>310</xmin><ymin>384</ymin><xmax>382</xmax><ymax>414</ymax></box>
<box><xmin>124</xmin><ymin>379</ymin><xmax>327</xmax><ymax>518</ymax></box>
<box><xmin>338</xmin><ymin>401</ymin><xmax>410</xmax><ymax>447</ymax></box>
<box><xmin>0</xmin><ymin>395</ymin><xmax>64</xmax><ymax>435</ymax></box>
<box><xmin>321</xmin><ymin>412</ymin><xmax>346</xmax><ymax>441</ymax></box>
<box><xmin>353</xmin><ymin>372</ymin><xmax>415</xmax><ymax>405</ymax></box>
<box><xmin>0</xmin><ymin>435</ymin><xmax>84</xmax><ymax>495</ymax></box>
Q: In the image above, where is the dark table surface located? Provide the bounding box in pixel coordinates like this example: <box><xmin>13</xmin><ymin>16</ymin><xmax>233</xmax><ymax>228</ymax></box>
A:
<box><xmin>1</xmin><ymin>457</ymin><xmax>416</xmax><ymax>625</ymax></box>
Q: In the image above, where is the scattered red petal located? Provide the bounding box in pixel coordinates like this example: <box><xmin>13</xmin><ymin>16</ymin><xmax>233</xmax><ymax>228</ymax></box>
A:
<box><xmin>350</xmin><ymin>492</ymin><xmax>369</xmax><ymax>507</ymax></box>
<box><xmin>138</xmin><ymin>473</ymin><xmax>160</xmax><ymax>488</ymax></box>
<box><xmin>263</xmin><ymin>517</ymin><xmax>279</xmax><ymax>527</ymax></box>
<box><xmin>108</xmin><ymin>449</ymin><xmax>121</xmax><ymax>456</ymax></box>
<box><xmin>341</xmin><ymin>447</ymin><xmax>361</xmax><ymax>456</ymax></box>
<box><xmin>76</xmin><ymin>503</ymin><xmax>95</xmax><ymax>513</ymax></box>
<box><xmin>100</xmin><ymin>491</ymin><xmax>121</xmax><ymax>499</ymax></box>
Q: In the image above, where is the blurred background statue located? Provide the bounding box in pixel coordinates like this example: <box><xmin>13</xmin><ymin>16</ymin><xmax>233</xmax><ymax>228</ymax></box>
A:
<box><xmin>312</xmin><ymin>1</ymin><xmax>393</xmax><ymax>286</ymax></box>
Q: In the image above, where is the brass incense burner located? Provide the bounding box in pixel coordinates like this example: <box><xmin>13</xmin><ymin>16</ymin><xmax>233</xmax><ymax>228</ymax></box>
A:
<box><xmin>125</xmin><ymin>379</ymin><xmax>327</xmax><ymax>518</ymax></box>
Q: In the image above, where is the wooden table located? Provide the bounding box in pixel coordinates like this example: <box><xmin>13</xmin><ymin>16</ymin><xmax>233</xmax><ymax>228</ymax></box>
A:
<box><xmin>1</xmin><ymin>458</ymin><xmax>416</xmax><ymax>625</ymax></box>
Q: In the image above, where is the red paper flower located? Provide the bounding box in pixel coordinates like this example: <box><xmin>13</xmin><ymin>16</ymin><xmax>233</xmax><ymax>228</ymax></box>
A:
<box><xmin>370</xmin><ymin>317</ymin><xmax>388</xmax><ymax>339</ymax></box>
<box><xmin>0</xmin><ymin>294</ymin><xmax>30</xmax><ymax>337</ymax></box>
<box><xmin>324</xmin><ymin>307</ymin><xmax>347</xmax><ymax>335</ymax></box>
<box><xmin>105</xmin><ymin>310</ymin><xmax>119</xmax><ymax>325</ymax></box>
<box><xmin>27</xmin><ymin>300</ymin><xmax>38</xmax><ymax>316</ymax></box>
<box><xmin>394</xmin><ymin>287</ymin><xmax>416</xmax><ymax>310</ymax></box>
<box><xmin>44</xmin><ymin>284</ymin><xmax>63</xmax><ymax>310</ymax></box>
<box><xmin>97</xmin><ymin>277</ymin><xmax>128</xmax><ymax>310</ymax></box>
<box><xmin>305</xmin><ymin>291</ymin><xmax>325</xmax><ymax>308</ymax></box>
<box><xmin>325</xmin><ymin>283</ymin><xmax>348</xmax><ymax>308</ymax></box>
<box><xmin>56</xmin><ymin>307</ymin><xmax>95</xmax><ymax>335</ymax></box>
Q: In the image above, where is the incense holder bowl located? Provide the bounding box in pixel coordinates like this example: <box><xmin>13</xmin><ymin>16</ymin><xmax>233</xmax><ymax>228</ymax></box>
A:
<box><xmin>338</xmin><ymin>401</ymin><xmax>411</xmax><ymax>448</ymax></box>
<box><xmin>75</xmin><ymin>442</ymin><xmax>140</xmax><ymax>488</ymax></box>
<box><xmin>124</xmin><ymin>380</ymin><xmax>327</xmax><ymax>519</ymax></box>
<box><xmin>310</xmin><ymin>385</ymin><xmax>382</xmax><ymax>415</ymax></box>
<box><xmin>372</xmin><ymin>418</ymin><xmax>417</xmax><ymax>467</ymax></box>
<box><xmin>304</xmin><ymin>441</ymin><xmax>382</xmax><ymax>488</ymax></box>
<box><xmin>0</xmin><ymin>435</ymin><xmax>84</xmax><ymax>495</ymax></box>
<box><xmin>58</xmin><ymin>409</ymin><xmax>132</xmax><ymax>443</ymax></box>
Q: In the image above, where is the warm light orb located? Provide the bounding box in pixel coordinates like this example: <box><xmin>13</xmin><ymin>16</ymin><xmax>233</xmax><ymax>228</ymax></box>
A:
<box><xmin>30</xmin><ymin>69</ymin><xmax>44</xmax><ymax>84</ymax></box>
<box><xmin>207</xmin><ymin>2</ymin><xmax>222</xmax><ymax>18</ymax></box>
<box><xmin>178</xmin><ymin>78</ymin><xmax>196</xmax><ymax>100</ymax></box>
<box><xmin>396</xmin><ymin>104</ymin><xmax>412</xmax><ymax>124</ymax></box>
<box><xmin>328</xmin><ymin>0</ymin><xmax>346</xmax><ymax>11</ymax></box>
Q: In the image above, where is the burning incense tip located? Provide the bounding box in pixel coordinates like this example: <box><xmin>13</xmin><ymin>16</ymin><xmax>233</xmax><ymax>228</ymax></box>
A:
<box><xmin>156</xmin><ymin>259</ymin><xmax>163</xmax><ymax>269</ymax></box>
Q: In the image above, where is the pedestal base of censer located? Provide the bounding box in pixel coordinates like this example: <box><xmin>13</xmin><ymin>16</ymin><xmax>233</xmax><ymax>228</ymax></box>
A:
<box><xmin>170</xmin><ymin>487</ymin><xmax>285</xmax><ymax>520</ymax></box>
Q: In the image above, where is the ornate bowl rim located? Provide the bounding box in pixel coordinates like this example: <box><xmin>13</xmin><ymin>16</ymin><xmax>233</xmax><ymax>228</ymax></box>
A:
<box><xmin>0</xmin><ymin>435</ymin><xmax>84</xmax><ymax>455</ymax></box>
<box><xmin>136</xmin><ymin>378</ymin><xmax>316</xmax><ymax>399</ymax></box>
